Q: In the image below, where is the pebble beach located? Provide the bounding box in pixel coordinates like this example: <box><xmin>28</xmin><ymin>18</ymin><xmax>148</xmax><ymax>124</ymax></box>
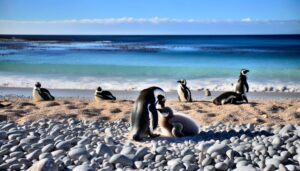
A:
<box><xmin>0</xmin><ymin>94</ymin><xmax>300</xmax><ymax>171</ymax></box>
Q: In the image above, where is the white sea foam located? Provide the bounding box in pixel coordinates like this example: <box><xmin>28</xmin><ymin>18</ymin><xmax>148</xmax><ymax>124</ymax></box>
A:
<box><xmin>0</xmin><ymin>75</ymin><xmax>299</xmax><ymax>92</ymax></box>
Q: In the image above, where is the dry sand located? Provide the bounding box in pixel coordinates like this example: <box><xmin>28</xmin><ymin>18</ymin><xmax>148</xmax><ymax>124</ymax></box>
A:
<box><xmin>0</xmin><ymin>97</ymin><xmax>299</xmax><ymax>126</ymax></box>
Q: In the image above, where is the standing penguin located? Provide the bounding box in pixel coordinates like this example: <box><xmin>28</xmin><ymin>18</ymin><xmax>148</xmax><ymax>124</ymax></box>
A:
<box><xmin>32</xmin><ymin>82</ymin><xmax>55</xmax><ymax>102</ymax></box>
<box><xmin>94</xmin><ymin>86</ymin><xmax>116</xmax><ymax>102</ymax></box>
<box><xmin>235</xmin><ymin>69</ymin><xmax>249</xmax><ymax>102</ymax></box>
<box><xmin>131</xmin><ymin>86</ymin><xmax>166</xmax><ymax>141</ymax></box>
<box><xmin>177</xmin><ymin>80</ymin><xmax>192</xmax><ymax>102</ymax></box>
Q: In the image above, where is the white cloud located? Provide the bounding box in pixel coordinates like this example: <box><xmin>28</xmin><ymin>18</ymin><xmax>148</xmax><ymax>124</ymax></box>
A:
<box><xmin>0</xmin><ymin>17</ymin><xmax>258</xmax><ymax>25</ymax></box>
<box><xmin>0</xmin><ymin>18</ymin><xmax>299</xmax><ymax>35</ymax></box>
<box><xmin>241</xmin><ymin>17</ymin><xmax>252</xmax><ymax>22</ymax></box>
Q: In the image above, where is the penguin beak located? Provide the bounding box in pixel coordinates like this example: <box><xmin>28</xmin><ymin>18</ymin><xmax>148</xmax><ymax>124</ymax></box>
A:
<box><xmin>177</xmin><ymin>80</ymin><xmax>181</xmax><ymax>83</ymax></box>
<box><xmin>157</xmin><ymin>109</ymin><xmax>169</xmax><ymax>117</ymax></box>
<box><xmin>161</xmin><ymin>112</ymin><xmax>169</xmax><ymax>117</ymax></box>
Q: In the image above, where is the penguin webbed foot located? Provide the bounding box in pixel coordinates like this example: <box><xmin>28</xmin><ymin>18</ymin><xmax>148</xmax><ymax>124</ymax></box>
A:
<box><xmin>132</xmin><ymin>134</ymin><xmax>142</xmax><ymax>141</ymax></box>
<box><xmin>149</xmin><ymin>133</ymin><xmax>160</xmax><ymax>138</ymax></box>
<box><xmin>172</xmin><ymin>122</ymin><xmax>184</xmax><ymax>137</ymax></box>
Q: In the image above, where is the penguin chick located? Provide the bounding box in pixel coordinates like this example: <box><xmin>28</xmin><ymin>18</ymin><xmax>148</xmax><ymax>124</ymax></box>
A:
<box><xmin>158</xmin><ymin>106</ymin><xmax>200</xmax><ymax>137</ymax></box>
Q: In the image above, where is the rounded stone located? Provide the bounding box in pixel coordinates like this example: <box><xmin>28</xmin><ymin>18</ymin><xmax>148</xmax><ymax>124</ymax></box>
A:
<box><xmin>109</xmin><ymin>154</ymin><xmax>133</xmax><ymax>167</ymax></box>
<box><xmin>68</xmin><ymin>147</ymin><xmax>90</xmax><ymax>160</ymax></box>
<box><xmin>96</xmin><ymin>143</ymin><xmax>113</xmax><ymax>157</ymax></box>
<box><xmin>73</xmin><ymin>164</ymin><xmax>96</xmax><ymax>171</ymax></box>
<box><xmin>28</xmin><ymin>158</ymin><xmax>58</xmax><ymax>171</ymax></box>
<box><xmin>207</xmin><ymin>143</ymin><xmax>229</xmax><ymax>156</ymax></box>
<box><xmin>215</xmin><ymin>162</ymin><xmax>228</xmax><ymax>171</ymax></box>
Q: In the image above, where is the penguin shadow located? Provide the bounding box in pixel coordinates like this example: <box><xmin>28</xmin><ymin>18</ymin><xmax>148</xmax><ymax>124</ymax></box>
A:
<box><xmin>229</xmin><ymin>102</ymin><xmax>260</xmax><ymax>106</ymax></box>
<box><xmin>147</xmin><ymin>129</ymin><xmax>273</xmax><ymax>143</ymax></box>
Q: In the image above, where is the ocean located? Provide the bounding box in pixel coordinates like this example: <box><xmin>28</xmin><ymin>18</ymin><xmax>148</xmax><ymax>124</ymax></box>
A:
<box><xmin>0</xmin><ymin>35</ymin><xmax>300</xmax><ymax>92</ymax></box>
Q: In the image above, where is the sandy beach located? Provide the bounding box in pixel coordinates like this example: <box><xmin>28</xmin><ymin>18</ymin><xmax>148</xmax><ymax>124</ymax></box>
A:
<box><xmin>1</xmin><ymin>89</ymin><xmax>299</xmax><ymax>126</ymax></box>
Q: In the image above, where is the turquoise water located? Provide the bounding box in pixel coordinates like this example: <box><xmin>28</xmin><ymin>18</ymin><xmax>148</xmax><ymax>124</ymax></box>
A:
<box><xmin>0</xmin><ymin>35</ymin><xmax>300</xmax><ymax>91</ymax></box>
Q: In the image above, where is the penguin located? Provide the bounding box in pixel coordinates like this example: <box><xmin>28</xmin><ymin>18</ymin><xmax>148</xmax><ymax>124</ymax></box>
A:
<box><xmin>157</xmin><ymin>106</ymin><xmax>200</xmax><ymax>137</ymax></box>
<box><xmin>32</xmin><ymin>82</ymin><xmax>55</xmax><ymax>102</ymax></box>
<box><xmin>131</xmin><ymin>86</ymin><xmax>166</xmax><ymax>141</ymax></box>
<box><xmin>177</xmin><ymin>80</ymin><xmax>192</xmax><ymax>102</ymax></box>
<box><xmin>212</xmin><ymin>91</ymin><xmax>248</xmax><ymax>105</ymax></box>
<box><xmin>94</xmin><ymin>86</ymin><xmax>116</xmax><ymax>102</ymax></box>
<box><xmin>236</xmin><ymin>69</ymin><xmax>249</xmax><ymax>94</ymax></box>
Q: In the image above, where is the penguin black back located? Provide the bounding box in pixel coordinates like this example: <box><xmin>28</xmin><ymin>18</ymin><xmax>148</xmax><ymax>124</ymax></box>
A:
<box><xmin>236</xmin><ymin>69</ymin><xmax>249</xmax><ymax>94</ymax></box>
<box><xmin>213</xmin><ymin>91</ymin><xmax>245</xmax><ymax>105</ymax></box>
<box><xmin>131</xmin><ymin>86</ymin><xmax>165</xmax><ymax>141</ymax></box>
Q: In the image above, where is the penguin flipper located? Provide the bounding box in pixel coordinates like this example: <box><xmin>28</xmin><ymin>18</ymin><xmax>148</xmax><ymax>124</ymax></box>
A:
<box><xmin>99</xmin><ymin>91</ymin><xmax>116</xmax><ymax>100</ymax></box>
<box><xmin>245</xmin><ymin>82</ymin><xmax>249</xmax><ymax>92</ymax></box>
<box><xmin>172</xmin><ymin>122</ymin><xmax>184</xmax><ymax>137</ymax></box>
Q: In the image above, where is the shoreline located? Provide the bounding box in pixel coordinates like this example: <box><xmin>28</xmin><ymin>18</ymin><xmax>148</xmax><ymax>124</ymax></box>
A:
<box><xmin>1</xmin><ymin>86</ymin><xmax>300</xmax><ymax>101</ymax></box>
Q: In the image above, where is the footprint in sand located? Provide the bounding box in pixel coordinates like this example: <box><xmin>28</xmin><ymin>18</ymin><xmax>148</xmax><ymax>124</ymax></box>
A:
<box><xmin>39</xmin><ymin>101</ymin><xmax>60</xmax><ymax>107</ymax></box>
<box><xmin>64</xmin><ymin>104</ymin><xmax>78</xmax><ymax>110</ymax></box>
<box><xmin>268</xmin><ymin>105</ymin><xmax>285</xmax><ymax>113</ymax></box>
<box><xmin>207</xmin><ymin>113</ymin><xmax>216</xmax><ymax>117</ymax></box>
<box><xmin>110</xmin><ymin>108</ymin><xmax>122</xmax><ymax>114</ymax></box>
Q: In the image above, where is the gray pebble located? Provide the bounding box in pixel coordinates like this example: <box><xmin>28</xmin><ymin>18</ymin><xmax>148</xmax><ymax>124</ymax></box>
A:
<box><xmin>73</xmin><ymin>164</ymin><xmax>96</xmax><ymax>171</ymax></box>
<box><xmin>28</xmin><ymin>158</ymin><xmax>58</xmax><ymax>171</ymax></box>
<box><xmin>109</xmin><ymin>154</ymin><xmax>133</xmax><ymax>167</ymax></box>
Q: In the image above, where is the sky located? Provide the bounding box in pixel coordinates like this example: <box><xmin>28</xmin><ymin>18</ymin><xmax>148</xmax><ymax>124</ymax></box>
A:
<box><xmin>0</xmin><ymin>0</ymin><xmax>300</xmax><ymax>35</ymax></box>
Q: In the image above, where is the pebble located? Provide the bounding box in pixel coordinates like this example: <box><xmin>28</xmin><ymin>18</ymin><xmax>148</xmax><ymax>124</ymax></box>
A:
<box><xmin>42</xmin><ymin>144</ymin><xmax>55</xmax><ymax>153</ymax></box>
<box><xmin>109</xmin><ymin>154</ymin><xmax>133</xmax><ymax>167</ymax></box>
<box><xmin>215</xmin><ymin>162</ymin><xmax>228</xmax><ymax>170</ymax></box>
<box><xmin>0</xmin><ymin>119</ymin><xmax>298</xmax><ymax>170</ymax></box>
<box><xmin>207</xmin><ymin>143</ymin><xmax>229</xmax><ymax>156</ymax></box>
<box><xmin>134</xmin><ymin>161</ymin><xmax>145</xmax><ymax>169</ymax></box>
<box><xmin>28</xmin><ymin>158</ymin><xmax>58</xmax><ymax>171</ymax></box>
<box><xmin>233</xmin><ymin>165</ymin><xmax>258</xmax><ymax>171</ymax></box>
<box><xmin>68</xmin><ymin>147</ymin><xmax>90</xmax><ymax>160</ymax></box>
<box><xmin>73</xmin><ymin>164</ymin><xmax>96</xmax><ymax>171</ymax></box>
<box><xmin>155</xmin><ymin>146</ymin><xmax>167</xmax><ymax>154</ymax></box>
<box><xmin>55</xmin><ymin>141</ymin><xmax>71</xmax><ymax>151</ymax></box>
<box><xmin>96</xmin><ymin>143</ymin><xmax>113</xmax><ymax>157</ymax></box>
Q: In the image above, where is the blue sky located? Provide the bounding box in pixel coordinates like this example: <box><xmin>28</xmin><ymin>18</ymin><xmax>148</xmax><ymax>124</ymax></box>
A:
<box><xmin>0</xmin><ymin>0</ymin><xmax>300</xmax><ymax>34</ymax></box>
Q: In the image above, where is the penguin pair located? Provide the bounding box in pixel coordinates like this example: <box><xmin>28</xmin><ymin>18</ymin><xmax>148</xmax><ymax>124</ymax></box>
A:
<box><xmin>177</xmin><ymin>80</ymin><xmax>192</xmax><ymax>102</ymax></box>
<box><xmin>32</xmin><ymin>82</ymin><xmax>55</xmax><ymax>102</ymax></box>
<box><xmin>94</xmin><ymin>86</ymin><xmax>116</xmax><ymax>102</ymax></box>
<box><xmin>213</xmin><ymin>69</ymin><xmax>249</xmax><ymax>105</ymax></box>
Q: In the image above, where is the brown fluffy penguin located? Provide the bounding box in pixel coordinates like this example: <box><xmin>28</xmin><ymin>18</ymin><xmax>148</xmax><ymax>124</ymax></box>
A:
<box><xmin>157</xmin><ymin>106</ymin><xmax>200</xmax><ymax>137</ymax></box>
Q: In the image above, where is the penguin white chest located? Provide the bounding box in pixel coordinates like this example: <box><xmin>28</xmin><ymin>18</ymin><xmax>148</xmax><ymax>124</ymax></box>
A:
<box><xmin>177</xmin><ymin>84</ymin><xmax>186</xmax><ymax>101</ymax></box>
<box><xmin>32</xmin><ymin>89</ymin><xmax>43</xmax><ymax>101</ymax></box>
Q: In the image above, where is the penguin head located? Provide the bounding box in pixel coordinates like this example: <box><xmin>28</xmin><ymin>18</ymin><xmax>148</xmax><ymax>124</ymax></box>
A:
<box><xmin>35</xmin><ymin>82</ymin><xmax>41</xmax><ymax>88</ymax></box>
<box><xmin>96</xmin><ymin>86</ymin><xmax>102</xmax><ymax>92</ymax></box>
<box><xmin>177</xmin><ymin>80</ymin><xmax>187</xmax><ymax>86</ymax></box>
<box><xmin>241</xmin><ymin>69</ymin><xmax>249</xmax><ymax>76</ymax></box>
<box><xmin>153</xmin><ymin>87</ymin><xmax>166</xmax><ymax>105</ymax></box>
<box><xmin>156</xmin><ymin>94</ymin><xmax>166</xmax><ymax>108</ymax></box>
<box><xmin>157</xmin><ymin>107</ymin><xmax>173</xmax><ymax>118</ymax></box>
